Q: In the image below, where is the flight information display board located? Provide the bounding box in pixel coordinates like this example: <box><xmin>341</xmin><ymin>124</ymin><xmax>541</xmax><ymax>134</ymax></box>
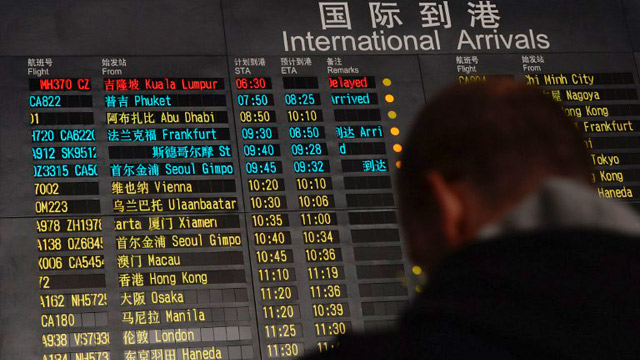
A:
<box><xmin>1</xmin><ymin>1</ymin><xmax>639</xmax><ymax>359</ymax></box>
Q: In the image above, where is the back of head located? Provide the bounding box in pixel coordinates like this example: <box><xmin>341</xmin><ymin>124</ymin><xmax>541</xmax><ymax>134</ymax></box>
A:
<box><xmin>397</xmin><ymin>79</ymin><xmax>592</xmax><ymax>268</ymax></box>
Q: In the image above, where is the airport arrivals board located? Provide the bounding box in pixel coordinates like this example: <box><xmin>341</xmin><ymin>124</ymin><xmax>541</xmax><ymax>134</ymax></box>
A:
<box><xmin>1</xmin><ymin>1</ymin><xmax>640</xmax><ymax>359</ymax></box>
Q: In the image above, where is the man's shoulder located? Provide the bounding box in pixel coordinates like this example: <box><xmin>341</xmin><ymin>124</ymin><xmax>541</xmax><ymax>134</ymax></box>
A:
<box><xmin>303</xmin><ymin>330</ymin><xmax>400</xmax><ymax>360</ymax></box>
<box><xmin>305</xmin><ymin>229</ymin><xmax>640</xmax><ymax>360</ymax></box>
<box><xmin>303</xmin><ymin>319</ymin><xmax>514</xmax><ymax>360</ymax></box>
<box><xmin>452</xmin><ymin>227</ymin><xmax>640</xmax><ymax>268</ymax></box>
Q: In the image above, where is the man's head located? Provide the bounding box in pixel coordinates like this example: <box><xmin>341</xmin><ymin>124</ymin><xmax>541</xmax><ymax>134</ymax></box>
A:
<box><xmin>397</xmin><ymin>79</ymin><xmax>592</xmax><ymax>272</ymax></box>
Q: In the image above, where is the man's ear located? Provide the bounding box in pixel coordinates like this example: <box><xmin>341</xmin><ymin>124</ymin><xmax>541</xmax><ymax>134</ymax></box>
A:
<box><xmin>424</xmin><ymin>171</ymin><xmax>465</xmax><ymax>248</ymax></box>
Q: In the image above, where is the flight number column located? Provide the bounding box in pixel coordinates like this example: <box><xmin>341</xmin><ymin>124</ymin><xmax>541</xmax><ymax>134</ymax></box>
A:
<box><xmin>232</xmin><ymin>58</ymin><xmax>302</xmax><ymax>360</ymax></box>
<box><xmin>29</xmin><ymin>66</ymin><xmax>110</xmax><ymax>360</ymax></box>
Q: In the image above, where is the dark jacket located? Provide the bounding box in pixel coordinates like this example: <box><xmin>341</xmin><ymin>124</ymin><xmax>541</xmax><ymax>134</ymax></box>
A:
<box><xmin>305</xmin><ymin>229</ymin><xmax>640</xmax><ymax>360</ymax></box>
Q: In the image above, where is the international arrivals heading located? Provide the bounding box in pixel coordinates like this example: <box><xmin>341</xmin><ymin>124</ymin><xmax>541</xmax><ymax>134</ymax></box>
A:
<box><xmin>282</xmin><ymin>1</ymin><xmax>551</xmax><ymax>53</ymax></box>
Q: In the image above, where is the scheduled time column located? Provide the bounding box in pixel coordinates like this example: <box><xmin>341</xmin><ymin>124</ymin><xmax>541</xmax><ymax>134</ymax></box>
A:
<box><xmin>231</xmin><ymin>57</ymin><xmax>303</xmax><ymax>360</ymax></box>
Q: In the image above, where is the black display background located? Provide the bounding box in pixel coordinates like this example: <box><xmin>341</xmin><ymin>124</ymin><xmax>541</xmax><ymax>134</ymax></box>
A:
<box><xmin>1</xmin><ymin>1</ymin><xmax>640</xmax><ymax>360</ymax></box>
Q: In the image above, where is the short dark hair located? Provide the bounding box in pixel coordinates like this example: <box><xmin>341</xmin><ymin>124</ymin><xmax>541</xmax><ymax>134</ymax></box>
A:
<box><xmin>397</xmin><ymin>80</ymin><xmax>591</xmax><ymax>217</ymax></box>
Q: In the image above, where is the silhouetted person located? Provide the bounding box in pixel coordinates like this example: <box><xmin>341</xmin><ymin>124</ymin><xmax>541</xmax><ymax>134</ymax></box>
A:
<box><xmin>304</xmin><ymin>80</ymin><xmax>640</xmax><ymax>360</ymax></box>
